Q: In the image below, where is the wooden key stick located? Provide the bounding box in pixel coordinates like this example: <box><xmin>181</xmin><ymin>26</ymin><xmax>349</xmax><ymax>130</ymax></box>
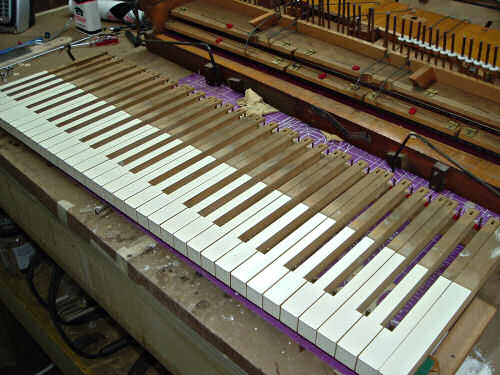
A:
<box><xmin>199</xmin><ymin>138</ymin><xmax>315</xmax><ymax>217</ymax></box>
<box><xmin>356</xmin><ymin>198</ymin><xmax>458</xmax><ymax>313</ymax></box>
<box><xmin>238</xmin><ymin>154</ymin><xmax>353</xmax><ymax>242</ymax></box>
<box><xmin>214</xmin><ymin>142</ymin><xmax>330</xmax><ymax>226</ymax></box>
<box><xmin>321</xmin><ymin>186</ymin><xmax>429</xmax><ymax>293</ymax></box>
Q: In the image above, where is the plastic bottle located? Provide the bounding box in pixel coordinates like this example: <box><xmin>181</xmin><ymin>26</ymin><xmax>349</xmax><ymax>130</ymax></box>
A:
<box><xmin>73</xmin><ymin>0</ymin><xmax>102</xmax><ymax>35</ymax></box>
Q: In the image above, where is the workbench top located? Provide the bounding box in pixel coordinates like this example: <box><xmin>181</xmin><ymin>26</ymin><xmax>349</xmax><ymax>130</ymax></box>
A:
<box><xmin>0</xmin><ymin>7</ymin><xmax>499</xmax><ymax>375</ymax></box>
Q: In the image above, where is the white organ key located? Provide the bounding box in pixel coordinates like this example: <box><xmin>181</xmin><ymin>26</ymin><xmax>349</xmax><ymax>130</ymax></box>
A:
<box><xmin>297</xmin><ymin>247</ymin><xmax>393</xmax><ymax>344</ymax></box>
<box><xmin>246</xmin><ymin>216</ymin><xmax>334</xmax><ymax>307</ymax></box>
<box><xmin>134</xmin><ymin>163</ymin><xmax>231</xmax><ymax>227</ymax></box>
<box><xmin>159</xmin><ymin>174</ymin><xmax>251</xmax><ymax>246</ymax></box>
<box><xmin>202</xmin><ymin>193</ymin><xmax>289</xmax><ymax>275</ymax></box>
<box><xmin>0</xmin><ymin>70</ymin><xmax>49</xmax><ymax>89</ymax></box>
<box><xmin>355</xmin><ymin>276</ymin><xmax>450</xmax><ymax>375</ymax></box>
<box><xmin>83</xmin><ymin>132</ymin><xmax>171</xmax><ymax>189</ymax></box>
<box><xmin>170</xmin><ymin>179</ymin><xmax>266</xmax><ymax>252</ymax></box>
<box><xmin>145</xmin><ymin>166</ymin><xmax>237</xmax><ymax>236</ymax></box>
<box><xmin>378</xmin><ymin>280</ymin><xmax>469</xmax><ymax>375</ymax></box>
<box><xmin>230</xmin><ymin>213</ymin><xmax>326</xmax><ymax>296</ymax></box>
<box><xmin>315</xmin><ymin>251</ymin><xmax>406</xmax><ymax>356</ymax></box>
<box><xmin>114</xmin><ymin>148</ymin><xmax>204</xmax><ymax>212</ymax></box>
<box><xmin>185</xmin><ymin>184</ymin><xmax>277</xmax><ymax>259</ymax></box>
<box><xmin>100</xmin><ymin>142</ymin><xmax>189</xmax><ymax>193</ymax></box>
<box><xmin>29</xmin><ymin>89</ymin><xmax>86</xmax><ymax>112</ymax></box>
<box><xmin>42</xmin><ymin>112</ymin><xmax>131</xmax><ymax>151</ymax></box>
<box><xmin>97</xmin><ymin>140</ymin><xmax>187</xmax><ymax>203</ymax></box>
<box><xmin>7</xmin><ymin>78</ymin><xmax>64</xmax><ymax>99</ymax></box>
<box><xmin>277</xmin><ymin>227</ymin><xmax>356</xmax><ymax>328</ymax></box>
<box><xmin>82</xmin><ymin>126</ymin><xmax>158</xmax><ymax>178</ymax></box>
<box><xmin>84</xmin><ymin>128</ymin><xmax>159</xmax><ymax>194</ymax></box>
<box><xmin>47</xmin><ymin>113</ymin><xmax>133</xmax><ymax>173</ymax></box>
<box><xmin>214</xmin><ymin>200</ymin><xmax>312</xmax><ymax>285</ymax></box>
<box><xmin>122</xmin><ymin>155</ymin><xmax>216</xmax><ymax>218</ymax></box>
<box><xmin>314</xmin><ymin>237</ymin><xmax>375</xmax><ymax>290</ymax></box>
<box><xmin>335</xmin><ymin>264</ymin><xmax>427</xmax><ymax>369</ymax></box>
<box><xmin>4</xmin><ymin>82</ymin><xmax>75</xmax><ymax>108</ymax></box>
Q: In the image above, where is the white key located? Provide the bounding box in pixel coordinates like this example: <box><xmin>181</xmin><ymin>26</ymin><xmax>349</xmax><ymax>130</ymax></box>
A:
<box><xmin>297</xmin><ymin>247</ymin><xmax>393</xmax><ymax>344</ymax></box>
<box><xmin>115</xmin><ymin>148</ymin><xmax>204</xmax><ymax>213</ymax></box>
<box><xmin>230</xmin><ymin>213</ymin><xmax>326</xmax><ymax>296</ymax></box>
<box><xmin>123</xmin><ymin>155</ymin><xmax>216</xmax><ymax>218</ymax></box>
<box><xmin>247</xmin><ymin>216</ymin><xmax>334</xmax><ymax>307</ymax></box>
<box><xmin>30</xmin><ymin>89</ymin><xmax>85</xmax><ymax>112</ymax></box>
<box><xmin>8</xmin><ymin>78</ymin><xmax>63</xmax><ymax>99</ymax></box>
<box><xmin>0</xmin><ymin>71</ymin><xmax>49</xmax><ymax>90</ymax></box>
<box><xmin>356</xmin><ymin>276</ymin><xmax>450</xmax><ymax>375</ymax></box>
<box><xmin>133</xmin><ymin>163</ymin><xmax>230</xmax><ymax>225</ymax></box>
<box><xmin>378</xmin><ymin>280</ymin><xmax>469</xmax><ymax>375</ymax></box>
<box><xmin>315</xmin><ymin>237</ymin><xmax>375</xmax><ymax>290</ymax></box>
<box><xmin>160</xmin><ymin>175</ymin><xmax>251</xmax><ymax>248</ymax></box>
<box><xmin>145</xmin><ymin>166</ymin><xmax>237</xmax><ymax>235</ymax></box>
<box><xmin>316</xmin><ymin>251</ymin><xmax>406</xmax><ymax>356</ymax></box>
<box><xmin>202</xmin><ymin>193</ymin><xmax>289</xmax><ymax>275</ymax></box>
<box><xmin>336</xmin><ymin>264</ymin><xmax>427</xmax><ymax>369</ymax></box>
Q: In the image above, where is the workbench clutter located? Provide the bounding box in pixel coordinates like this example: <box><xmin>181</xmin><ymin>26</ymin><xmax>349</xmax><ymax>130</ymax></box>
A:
<box><xmin>0</xmin><ymin>209</ymin><xmax>36</xmax><ymax>278</ymax></box>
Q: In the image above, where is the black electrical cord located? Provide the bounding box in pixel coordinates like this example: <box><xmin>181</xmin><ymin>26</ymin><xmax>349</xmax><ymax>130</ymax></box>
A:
<box><xmin>27</xmin><ymin>252</ymin><xmax>50</xmax><ymax>309</ymax></box>
<box><xmin>389</xmin><ymin>132</ymin><xmax>500</xmax><ymax>198</ymax></box>
<box><xmin>47</xmin><ymin>264</ymin><xmax>133</xmax><ymax>359</ymax></box>
<box><xmin>27</xmin><ymin>255</ymin><xmax>105</xmax><ymax>326</ymax></box>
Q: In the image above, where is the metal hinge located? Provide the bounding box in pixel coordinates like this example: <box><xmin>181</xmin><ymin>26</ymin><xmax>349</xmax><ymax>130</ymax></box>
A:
<box><xmin>288</xmin><ymin>63</ymin><xmax>301</xmax><ymax>71</ymax></box>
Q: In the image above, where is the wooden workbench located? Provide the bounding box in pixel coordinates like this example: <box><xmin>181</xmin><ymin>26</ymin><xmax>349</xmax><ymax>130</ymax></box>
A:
<box><xmin>0</xmin><ymin>6</ymin><xmax>499</xmax><ymax>375</ymax></box>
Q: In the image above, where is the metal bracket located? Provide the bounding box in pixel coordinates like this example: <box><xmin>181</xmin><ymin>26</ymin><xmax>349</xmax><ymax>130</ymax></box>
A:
<box><xmin>272</xmin><ymin>56</ymin><xmax>284</xmax><ymax>64</ymax></box>
<box><xmin>304</xmin><ymin>48</ymin><xmax>317</xmax><ymax>56</ymax></box>
<box><xmin>463</xmin><ymin>127</ymin><xmax>477</xmax><ymax>137</ymax></box>
<box><xmin>177</xmin><ymin>7</ymin><xmax>187</xmax><ymax>13</ymax></box>
<box><xmin>446</xmin><ymin>120</ymin><xmax>460</xmax><ymax>131</ymax></box>
<box><xmin>310</xmin><ymin>105</ymin><xmax>372</xmax><ymax>143</ymax></box>
<box><xmin>349</xmin><ymin>83</ymin><xmax>361</xmax><ymax>91</ymax></box>
<box><xmin>288</xmin><ymin>63</ymin><xmax>301</xmax><ymax>71</ymax></box>
<box><xmin>366</xmin><ymin>91</ymin><xmax>380</xmax><ymax>100</ymax></box>
<box><xmin>281</xmin><ymin>40</ymin><xmax>293</xmax><ymax>47</ymax></box>
<box><xmin>425</xmin><ymin>88</ymin><xmax>439</xmax><ymax>97</ymax></box>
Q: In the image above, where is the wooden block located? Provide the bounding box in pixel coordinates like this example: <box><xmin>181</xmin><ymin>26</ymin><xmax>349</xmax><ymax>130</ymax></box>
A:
<box><xmin>409</xmin><ymin>66</ymin><xmax>436</xmax><ymax>89</ymax></box>
<box><xmin>432</xmin><ymin>297</ymin><xmax>496</xmax><ymax>375</ymax></box>
<box><xmin>249</xmin><ymin>12</ymin><xmax>278</xmax><ymax>31</ymax></box>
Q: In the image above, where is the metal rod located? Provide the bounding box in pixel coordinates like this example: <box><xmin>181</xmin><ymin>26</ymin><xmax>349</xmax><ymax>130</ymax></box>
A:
<box><xmin>327</xmin><ymin>0</ymin><xmax>331</xmax><ymax>28</ymax></box>
<box><xmin>392</xmin><ymin>15</ymin><xmax>397</xmax><ymax>51</ymax></box>
<box><xmin>384</xmin><ymin>12</ymin><xmax>390</xmax><ymax>48</ymax></box>
<box><xmin>415</xmin><ymin>21</ymin><xmax>421</xmax><ymax>58</ymax></box>
<box><xmin>400</xmin><ymin>18</ymin><xmax>405</xmax><ymax>53</ymax></box>
<box><xmin>468</xmin><ymin>38</ymin><xmax>474</xmax><ymax>60</ymax></box>
<box><xmin>420</xmin><ymin>24</ymin><xmax>426</xmax><ymax>60</ymax></box>
<box><xmin>427</xmin><ymin>27</ymin><xmax>433</xmax><ymax>62</ymax></box>
<box><xmin>442</xmin><ymin>31</ymin><xmax>447</xmax><ymax>67</ymax></box>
